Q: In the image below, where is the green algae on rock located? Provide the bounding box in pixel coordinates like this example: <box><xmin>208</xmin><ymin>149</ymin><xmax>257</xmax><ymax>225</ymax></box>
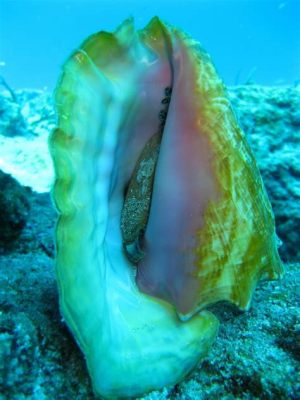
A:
<box><xmin>49</xmin><ymin>17</ymin><xmax>283</xmax><ymax>399</ymax></box>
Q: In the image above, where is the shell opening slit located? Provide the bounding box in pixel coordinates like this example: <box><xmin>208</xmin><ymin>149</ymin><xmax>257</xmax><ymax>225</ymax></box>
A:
<box><xmin>121</xmin><ymin>86</ymin><xmax>172</xmax><ymax>264</ymax></box>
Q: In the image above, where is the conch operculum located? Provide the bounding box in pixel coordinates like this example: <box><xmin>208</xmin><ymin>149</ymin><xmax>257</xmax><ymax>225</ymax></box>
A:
<box><xmin>49</xmin><ymin>17</ymin><xmax>284</xmax><ymax>399</ymax></box>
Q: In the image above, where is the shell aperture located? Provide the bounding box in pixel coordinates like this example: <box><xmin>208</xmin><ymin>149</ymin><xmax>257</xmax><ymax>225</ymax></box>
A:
<box><xmin>50</xmin><ymin>17</ymin><xmax>284</xmax><ymax>399</ymax></box>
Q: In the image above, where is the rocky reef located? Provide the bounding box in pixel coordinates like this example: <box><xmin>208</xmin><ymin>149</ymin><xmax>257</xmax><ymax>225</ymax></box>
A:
<box><xmin>229</xmin><ymin>86</ymin><xmax>300</xmax><ymax>263</ymax></box>
<box><xmin>0</xmin><ymin>171</ymin><xmax>30</xmax><ymax>251</ymax></box>
<box><xmin>0</xmin><ymin>86</ymin><xmax>299</xmax><ymax>399</ymax></box>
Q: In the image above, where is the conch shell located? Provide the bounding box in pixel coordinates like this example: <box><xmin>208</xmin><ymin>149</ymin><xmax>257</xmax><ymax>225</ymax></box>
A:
<box><xmin>49</xmin><ymin>17</ymin><xmax>283</xmax><ymax>399</ymax></box>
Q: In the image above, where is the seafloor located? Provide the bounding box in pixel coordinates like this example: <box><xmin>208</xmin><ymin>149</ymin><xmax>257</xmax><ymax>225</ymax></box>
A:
<box><xmin>0</xmin><ymin>86</ymin><xmax>299</xmax><ymax>399</ymax></box>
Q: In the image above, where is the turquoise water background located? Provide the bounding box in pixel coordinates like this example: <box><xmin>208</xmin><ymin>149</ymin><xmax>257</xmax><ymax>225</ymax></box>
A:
<box><xmin>0</xmin><ymin>0</ymin><xmax>299</xmax><ymax>90</ymax></box>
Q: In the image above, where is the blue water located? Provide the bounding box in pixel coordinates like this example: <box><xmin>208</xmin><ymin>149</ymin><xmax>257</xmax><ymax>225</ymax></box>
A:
<box><xmin>0</xmin><ymin>0</ymin><xmax>299</xmax><ymax>90</ymax></box>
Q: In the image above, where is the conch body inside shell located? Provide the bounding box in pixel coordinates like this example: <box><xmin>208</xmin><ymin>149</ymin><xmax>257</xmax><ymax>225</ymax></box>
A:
<box><xmin>49</xmin><ymin>17</ymin><xmax>284</xmax><ymax>399</ymax></box>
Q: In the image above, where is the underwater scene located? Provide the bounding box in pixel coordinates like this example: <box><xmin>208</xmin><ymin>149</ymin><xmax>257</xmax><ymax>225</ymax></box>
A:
<box><xmin>0</xmin><ymin>0</ymin><xmax>299</xmax><ymax>399</ymax></box>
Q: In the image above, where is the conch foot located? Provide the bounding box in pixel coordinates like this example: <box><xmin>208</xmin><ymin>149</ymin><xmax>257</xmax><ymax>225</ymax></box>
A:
<box><xmin>121</xmin><ymin>130</ymin><xmax>162</xmax><ymax>264</ymax></box>
<box><xmin>49</xmin><ymin>17</ymin><xmax>284</xmax><ymax>399</ymax></box>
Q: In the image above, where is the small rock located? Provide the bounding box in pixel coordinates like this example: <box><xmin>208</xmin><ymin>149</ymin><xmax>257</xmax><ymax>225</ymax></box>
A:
<box><xmin>0</xmin><ymin>170</ymin><xmax>30</xmax><ymax>251</ymax></box>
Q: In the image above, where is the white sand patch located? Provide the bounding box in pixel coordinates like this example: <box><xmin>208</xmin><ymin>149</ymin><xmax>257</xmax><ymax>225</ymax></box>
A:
<box><xmin>0</xmin><ymin>131</ymin><xmax>54</xmax><ymax>193</ymax></box>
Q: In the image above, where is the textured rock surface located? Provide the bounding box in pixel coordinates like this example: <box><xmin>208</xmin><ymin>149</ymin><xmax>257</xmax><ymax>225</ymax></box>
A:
<box><xmin>0</xmin><ymin>192</ymin><xmax>94</xmax><ymax>400</ymax></box>
<box><xmin>0</xmin><ymin>171</ymin><xmax>30</xmax><ymax>251</ymax></box>
<box><xmin>229</xmin><ymin>86</ymin><xmax>300</xmax><ymax>262</ymax></box>
<box><xmin>0</xmin><ymin>86</ymin><xmax>299</xmax><ymax>399</ymax></box>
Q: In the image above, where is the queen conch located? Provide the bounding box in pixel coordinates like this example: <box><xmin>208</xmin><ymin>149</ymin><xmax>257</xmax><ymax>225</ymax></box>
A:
<box><xmin>49</xmin><ymin>17</ymin><xmax>284</xmax><ymax>399</ymax></box>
